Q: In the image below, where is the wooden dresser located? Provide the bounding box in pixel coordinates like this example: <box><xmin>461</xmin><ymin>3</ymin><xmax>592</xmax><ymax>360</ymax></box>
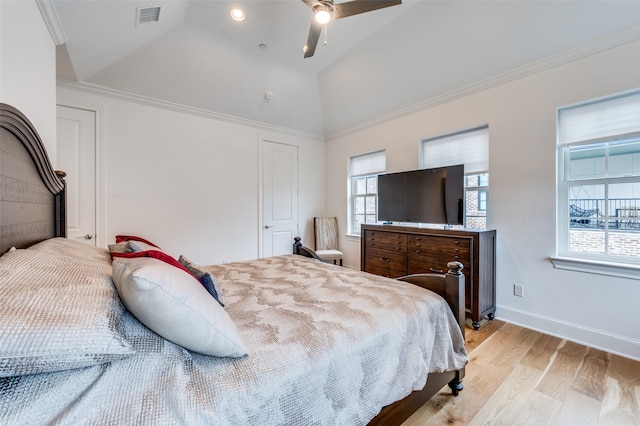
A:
<box><xmin>361</xmin><ymin>224</ymin><xmax>496</xmax><ymax>329</ymax></box>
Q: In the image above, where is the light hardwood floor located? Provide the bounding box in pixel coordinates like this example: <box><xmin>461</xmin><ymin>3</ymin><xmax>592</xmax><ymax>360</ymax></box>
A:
<box><xmin>402</xmin><ymin>320</ymin><xmax>640</xmax><ymax>425</ymax></box>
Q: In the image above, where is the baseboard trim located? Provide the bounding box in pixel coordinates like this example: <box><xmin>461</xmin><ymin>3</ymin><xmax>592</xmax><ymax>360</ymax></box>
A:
<box><xmin>496</xmin><ymin>305</ymin><xmax>640</xmax><ymax>362</ymax></box>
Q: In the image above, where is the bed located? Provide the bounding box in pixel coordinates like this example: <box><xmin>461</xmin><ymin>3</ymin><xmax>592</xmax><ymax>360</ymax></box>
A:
<box><xmin>0</xmin><ymin>103</ymin><xmax>467</xmax><ymax>425</ymax></box>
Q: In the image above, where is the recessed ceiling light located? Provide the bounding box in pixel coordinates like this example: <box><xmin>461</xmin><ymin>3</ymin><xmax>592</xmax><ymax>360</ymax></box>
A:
<box><xmin>230</xmin><ymin>8</ymin><xmax>245</xmax><ymax>21</ymax></box>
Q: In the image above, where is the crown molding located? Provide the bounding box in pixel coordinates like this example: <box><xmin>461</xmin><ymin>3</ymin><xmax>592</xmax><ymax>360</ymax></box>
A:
<box><xmin>55</xmin><ymin>23</ymin><xmax>640</xmax><ymax>142</ymax></box>
<box><xmin>328</xmin><ymin>24</ymin><xmax>640</xmax><ymax>140</ymax></box>
<box><xmin>56</xmin><ymin>80</ymin><xmax>325</xmax><ymax>141</ymax></box>
<box><xmin>36</xmin><ymin>0</ymin><xmax>67</xmax><ymax>45</ymax></box>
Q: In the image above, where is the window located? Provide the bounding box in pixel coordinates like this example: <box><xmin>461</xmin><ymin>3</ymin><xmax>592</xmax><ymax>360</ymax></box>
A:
<box><xmin>421</xmin><ymin>126</ymin><xmax>489</xmax><ymax>229</ymax></box>
<box><xmin>557</xmin><ymin>90</ymin><xmax>640</xmax><ymax>266</ymax></box>
<box><xmin>349</xmin><ymin>150</ymin><xmax>386</xmax><ymax>235</ymax></box>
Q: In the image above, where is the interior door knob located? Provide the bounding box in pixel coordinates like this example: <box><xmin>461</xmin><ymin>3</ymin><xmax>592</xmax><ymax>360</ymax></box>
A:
<box><xmin>76</xmin><ymin>234</ymin><xmax>93</xmax><ymax>240</ymax></box>
<box><xmin>264</xmin><ymin>225</ymin><xmax>273</xmax><ymax>229</ymax></box>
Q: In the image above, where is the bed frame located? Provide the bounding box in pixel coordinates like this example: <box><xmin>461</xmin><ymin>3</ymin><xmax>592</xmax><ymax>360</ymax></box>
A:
<box><xmin>1</xmin><ymin>103</ymin><xmax>465</xmax><ymax>426</ymax></box>
<box><xmin>294</xmin><ymin>237</ymin><xmax>466</xmax><ymax>425</ymax></box>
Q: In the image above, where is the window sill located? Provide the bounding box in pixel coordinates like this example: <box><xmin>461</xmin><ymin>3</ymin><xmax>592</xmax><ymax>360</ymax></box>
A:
<box><xmin>549</xmin><ymin>256</ymin><xmax>640</xmax><ymax>280</ymax></box>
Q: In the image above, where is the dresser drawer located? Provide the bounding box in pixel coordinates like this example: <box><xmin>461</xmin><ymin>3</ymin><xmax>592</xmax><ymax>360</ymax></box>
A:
<box><xmin>409</xmin><ymin>247</ymin><xmax>470</xmax><ymax>264</ymax></box>
<box><xmin>365</xmin><ymin>247</ymin><xmax>407</xmax><ymax>276</ymax></box>
<box><xmin>365</xmin><ymin>263</ymin><xmax>407</xmax><ymax>279</ymax></box>
<box><xmin>364</xmin><ymin>230</ymin><xmax>407</xmax><ymax>253</ymax></box>
<box><xmin>407</xmin><ymin>255</ymin><xmax>455</xmax><ymax>274</ymax></box>
<box><xmin>408</xmin><ymin>235</ymin><xmax>471</xmax><ymax>258</ymax></box>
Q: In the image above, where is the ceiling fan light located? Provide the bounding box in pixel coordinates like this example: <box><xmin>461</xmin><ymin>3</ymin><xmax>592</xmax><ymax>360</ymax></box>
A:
<box><xmin>314</xmin><ymin>9</ymin><xmax>331</xmax><ymax>24</ymax></box>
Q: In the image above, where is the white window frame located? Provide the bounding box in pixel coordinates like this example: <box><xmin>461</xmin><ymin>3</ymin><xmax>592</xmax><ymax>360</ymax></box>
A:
<box><xmin>348</xmin><ymin>150</ymin><xmax>386</xmax><ymax>236</ymax></box>
<box><xmin>552</xmin><ymin>89</ymin><xmax>640</xmax><ymax>279</ymax></box>
<box><xmin>421</xmin><ymin>126</ymin><xmax>489</xmax><ymax>229</ymax></box>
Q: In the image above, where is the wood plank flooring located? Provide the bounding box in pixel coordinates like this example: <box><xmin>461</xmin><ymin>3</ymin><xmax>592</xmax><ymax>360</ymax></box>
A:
<box><xmin>402</xmin><ymin>320</ymin><xmax>640</xmax><ymax>425</ymax></box>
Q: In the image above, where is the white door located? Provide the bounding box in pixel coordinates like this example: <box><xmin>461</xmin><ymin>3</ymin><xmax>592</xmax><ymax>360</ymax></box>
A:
<box><xmin>262</xmin><ymin>141</ymin><xmax>299</xmax><ymax>257</ymax></box>
<box><xmin>56</xmin><ymin>105</ymin><xmax>96</xmax><ymax>246</ymax></box>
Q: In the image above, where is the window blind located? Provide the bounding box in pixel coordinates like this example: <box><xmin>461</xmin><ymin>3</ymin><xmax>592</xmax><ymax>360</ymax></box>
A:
<box><xmin>422</xmin><ymin>126</ymin><xmax>489</xmax><ymax>174</ymax></box>
<box><xmin>350</xmin><ymin>150</ymin><xmax>386</xmax><ymax>176</ymax></box>
<box><xmin>558</xmin><ymin>90</ymin><xmax>640</xmax><ymax>146</ymax></box>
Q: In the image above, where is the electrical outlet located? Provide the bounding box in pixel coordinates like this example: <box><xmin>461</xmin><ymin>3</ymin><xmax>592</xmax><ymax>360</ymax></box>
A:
<box><xmin>514</xmin><ymin>284</ymin><xmax>524</xmax><ymax>297</ymax></box>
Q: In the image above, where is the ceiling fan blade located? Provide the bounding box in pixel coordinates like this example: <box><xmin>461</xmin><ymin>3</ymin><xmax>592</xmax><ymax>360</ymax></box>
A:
<box><xmin>303</xmin><ymin>18</ymin><xmax>323</xmax><ymax>58</ymax></box>
<box><xmin>333</xmin><ymin>0</ymin><xmax>402</xmax><ymax>19</ymax></box>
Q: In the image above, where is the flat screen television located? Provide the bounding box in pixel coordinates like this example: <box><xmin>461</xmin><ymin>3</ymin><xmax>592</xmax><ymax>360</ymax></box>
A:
<box><xmin>377</xmin><ymin>164</ymin><xmax>464</xmax><ymax>226</ymax></box>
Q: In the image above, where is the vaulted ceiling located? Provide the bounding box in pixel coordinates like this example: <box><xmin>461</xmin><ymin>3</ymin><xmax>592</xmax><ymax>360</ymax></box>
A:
<box><xmin>53</xmin><ymin>0</ymin><xmax>640</xmax><ymax>138</ymax></box>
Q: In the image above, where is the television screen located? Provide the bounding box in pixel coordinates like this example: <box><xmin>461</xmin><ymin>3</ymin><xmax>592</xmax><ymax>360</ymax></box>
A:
<box><xmin>377</xmin><ymin>165</ymin><xmax>464</xmax><ymax>225</ymax></box>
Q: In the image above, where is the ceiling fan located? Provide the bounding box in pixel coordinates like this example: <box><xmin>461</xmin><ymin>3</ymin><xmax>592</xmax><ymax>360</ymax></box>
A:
<box><xmin>301</xmin><ymin>0</ymin><xmax>402</xmax><ymax>58</ymax></box>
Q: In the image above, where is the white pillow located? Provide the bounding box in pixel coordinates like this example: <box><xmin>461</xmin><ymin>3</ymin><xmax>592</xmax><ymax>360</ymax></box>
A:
<box><xmin>111</xmin><ymin>257</ymin><xmax>248</xmax><ymax>358</ymax></box>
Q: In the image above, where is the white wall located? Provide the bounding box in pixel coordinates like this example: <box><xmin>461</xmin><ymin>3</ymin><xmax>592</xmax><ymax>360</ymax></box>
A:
<box><xmin>57</xmin><ymin>85</ymin><xmax>325</xmax><ymax>265</ymax></box>
<box><xmin>0</xmin><ymin>0</ymin><xmax>57</xmax><ymax>162</ymax></box>
<box><xmin>326</xmin><ymin>40</ymin><xmax>640</xmax><ymax>360</ymax></box>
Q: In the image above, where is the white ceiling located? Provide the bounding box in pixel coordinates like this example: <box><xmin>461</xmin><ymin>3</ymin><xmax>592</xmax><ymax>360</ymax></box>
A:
<box><xmin>53</xmin><ymin>0</ymin><xmax>640</xmax><ymax>138</ymax></box>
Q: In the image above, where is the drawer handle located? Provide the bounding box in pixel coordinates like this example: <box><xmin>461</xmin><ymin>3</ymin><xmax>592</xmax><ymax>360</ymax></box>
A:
<box><xmin>454</xmin><ymin>255</ymin><xmax>460</xmax><ymax>260</ymax></box>
<box><xmin>415</xmin><ymin>250</ymin><xmax>421</xmax><ymax>253</ymax></box>
<box><xmin>454</xmin><ymin>248</ymin><xmax>459</xmax><ymax>252</ymax></box>
<box><xmin>379</xmin><ymin>257</ymin><xmax>390</xmax><ymax>262</ymax></box>
<box><xmin>415</xmin><ymin>237</ymin><xmax>422</xmax><ymax>241</ymax></box>
<box><xmin>396</xmin><ymin>247</ymin><xmax>401</xmax><ymax>251</ymax></box>
<box><xmin>454</xmin><ymin>240</ymin><xmax>460</xmax><ymax>245</ymax></box>
<box><xmin>429</xmin><ymin>267</ymin><xmax>444</xmax><ymax>273</ymax></box>
<box><xmin>415</xmin><ymin>243</ymin><xmax>421</xmax><ymax>247</ymax></box>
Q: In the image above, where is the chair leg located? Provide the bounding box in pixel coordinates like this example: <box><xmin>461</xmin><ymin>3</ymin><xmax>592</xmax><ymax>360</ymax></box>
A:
<box><xmin>339</xmin><ymin>259</ymin><xmax>343</xmax><ymax>266</ymax></box>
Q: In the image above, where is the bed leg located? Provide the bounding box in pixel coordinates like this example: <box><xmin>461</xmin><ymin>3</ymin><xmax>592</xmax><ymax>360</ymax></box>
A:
<box><xmin>448</xmin><ymin>371</ymin><xmax>464</xmax><ymax>396</ymax></box>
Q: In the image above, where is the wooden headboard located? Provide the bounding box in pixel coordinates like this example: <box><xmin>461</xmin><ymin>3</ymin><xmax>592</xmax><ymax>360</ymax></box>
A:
<box><xmin>0</xmin><ymin>103</ymin><xmax>66</xmax><ymax>253</ymax></box>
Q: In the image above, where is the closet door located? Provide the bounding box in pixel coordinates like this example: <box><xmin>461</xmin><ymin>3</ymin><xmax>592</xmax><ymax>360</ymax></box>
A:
<box><xmin>56</xmin><ymin>105</ymin><xmax>96</xmax><ymax>246</ymax></box>
<box><xmin>261</xmin><ymin>140</ymin><xmax>299</xmax><ymax>257</ymax></box>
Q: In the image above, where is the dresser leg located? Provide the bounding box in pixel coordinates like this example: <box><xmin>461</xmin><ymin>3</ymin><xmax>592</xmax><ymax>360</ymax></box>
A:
<box><xmin>472</xmin><ymin>320</ymin><xmax>481</xmax><ymax>330</ymax></box>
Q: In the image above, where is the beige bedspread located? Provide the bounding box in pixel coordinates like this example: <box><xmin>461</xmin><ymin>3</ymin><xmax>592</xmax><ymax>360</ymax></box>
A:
<box><xmin>1</xmin><ymin>253</ymin><xmax>467</xmax><ymax>425</ymax></box>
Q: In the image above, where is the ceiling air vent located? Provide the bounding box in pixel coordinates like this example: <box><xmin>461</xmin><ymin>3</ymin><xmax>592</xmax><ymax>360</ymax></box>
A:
<box><xmin>136</xmin><ymin>6</ymin><xmax>161</xmax><ymax>25</ymax></box>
